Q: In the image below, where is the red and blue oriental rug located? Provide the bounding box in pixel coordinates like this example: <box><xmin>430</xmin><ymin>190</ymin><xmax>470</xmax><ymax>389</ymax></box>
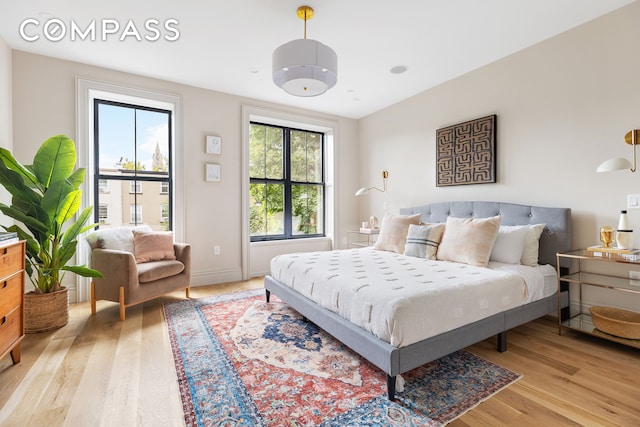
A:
<box><xmin>163</xmin><ymin>289</ymin><xmax>521</xmax><ymax>426</ymax></box>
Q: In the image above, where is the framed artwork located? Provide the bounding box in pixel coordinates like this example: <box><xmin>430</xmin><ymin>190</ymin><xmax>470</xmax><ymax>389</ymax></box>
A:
<box><xmin>206</xmin><ymin>135</ymin><xmax>221</xmax><ymax>154</ymax></box>
<box><xmin>436</xmin><ymin>114</ymin><xmax>496</xmax><ymax>187</ymax></box>
<box><xmin>205</xmin><ymin>163</ymin><xmax>221</xmax><ymax>182</ymax></box>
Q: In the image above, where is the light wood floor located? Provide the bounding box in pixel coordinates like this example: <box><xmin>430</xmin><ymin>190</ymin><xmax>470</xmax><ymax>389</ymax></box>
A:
<box><xmin>1</xmin><ymin>278</ymin><xmax>639</xmax><ymax>426</ymax></box>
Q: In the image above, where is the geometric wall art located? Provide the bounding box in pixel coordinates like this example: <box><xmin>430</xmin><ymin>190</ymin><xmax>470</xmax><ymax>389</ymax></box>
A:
<box><xmin>436</xmin><ymin>114</ymin><xmax>496</xmax><ymax>186</ymax></box>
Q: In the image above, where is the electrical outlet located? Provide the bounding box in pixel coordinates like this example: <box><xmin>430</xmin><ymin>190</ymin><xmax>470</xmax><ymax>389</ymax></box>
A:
<box><xmin>342</xmin><ymin>237</ymin><xmax>347</xmax><ymax>246</ymax></box>
<box><xmin>629</xmin><ymin>270</ymin><xmax>640</xmax><ymax>285</ymax></box>
<box><xmin>214</xmin><ymin>245</ymin><xmax>220</xmax><ymax>255</ymax></box>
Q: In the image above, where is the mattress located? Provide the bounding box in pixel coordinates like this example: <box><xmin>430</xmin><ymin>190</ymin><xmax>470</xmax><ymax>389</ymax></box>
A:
<box><xmin>270</xmin><ymin>248</ymin><xmax>556</xmax><ymax>348</ymax></box>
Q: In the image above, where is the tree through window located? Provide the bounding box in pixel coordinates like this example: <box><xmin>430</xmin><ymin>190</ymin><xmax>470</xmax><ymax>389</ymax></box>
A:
<box><xmin>249</xmin><ymin>122</ymin><xmax>324</xmax><ymax>241</ymax></box>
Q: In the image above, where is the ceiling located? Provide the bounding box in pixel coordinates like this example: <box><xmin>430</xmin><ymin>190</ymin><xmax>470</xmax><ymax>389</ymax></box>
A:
<box><xmin>0</xmin><ymin>0</ymin><xmax>635</xmax><ymax>119</ymax></box>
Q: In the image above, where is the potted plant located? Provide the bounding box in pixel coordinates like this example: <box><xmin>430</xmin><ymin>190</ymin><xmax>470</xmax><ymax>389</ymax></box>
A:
<box><xmin>0</xmin><ymin>134</ymin><xmax>103</xmax><ymax>332</ymax></box>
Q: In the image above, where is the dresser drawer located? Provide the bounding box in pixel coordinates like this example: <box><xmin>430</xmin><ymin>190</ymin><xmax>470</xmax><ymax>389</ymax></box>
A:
<box><xmin>0</xmin><ymin>306</ymin><xmax>22</xmax><ymax>354</ymax></box>
<box><xmin>0</xmin><ymin>273</ymin><xmax>23</xmax><ymax>316</ymax></box>
<box><xmin>0</xmin><ymin>242</ymin><xmax>24</xmax><ymax>280</ymax></box>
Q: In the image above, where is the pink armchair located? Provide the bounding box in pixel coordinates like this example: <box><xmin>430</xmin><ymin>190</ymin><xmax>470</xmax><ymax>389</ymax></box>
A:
<box><xmin>85</xmin><ymin>227</ymin><xmax>190</xmax><ymax>320</ymax></box>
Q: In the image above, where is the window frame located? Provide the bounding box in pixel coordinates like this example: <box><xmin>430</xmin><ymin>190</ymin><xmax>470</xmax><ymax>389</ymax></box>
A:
<box><xmin>249</xmin><ymin>121</ymin><xmax>325</xmax><ymax>242</ymax></box>
<box><xmin>76</xmin><ymin>78</ymin><xmax>183</xmax><ymax>303</ymax></box>
<box><xmin>241</xmin><ymin>105</ymin><xmax>336</xmax><ymax>281</ymax></box>
<box><xmin>93</xmin><ymin>98</ymin><xmax>173</xmax><ymax>230</ymax></box>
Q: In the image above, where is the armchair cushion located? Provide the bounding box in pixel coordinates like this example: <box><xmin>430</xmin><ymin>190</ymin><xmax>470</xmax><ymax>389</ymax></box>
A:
<box><xmin>133</xmin><ymin>230</ymin><xmax>176</xmax><ymax>263</ymax></box>
<box><xmin>137</xmin><ymin>260</ymin><xmax>185</xmax><ymax>283</ymax></box>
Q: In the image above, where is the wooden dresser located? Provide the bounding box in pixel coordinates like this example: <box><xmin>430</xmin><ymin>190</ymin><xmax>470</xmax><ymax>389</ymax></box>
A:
<box><xmin>0</xmin><ymin>240</ymin><xmax>26</xmax><ymax>365</ymax></box>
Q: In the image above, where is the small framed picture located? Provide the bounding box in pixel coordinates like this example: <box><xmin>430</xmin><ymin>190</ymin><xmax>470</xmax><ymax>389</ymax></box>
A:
<box><xmin>205</xmin><ymin>163</ymin><xmax>221</xmax><ymax>182</ymax></box>
<box><xmin>206</xmin><ymin>136</ymin><xmax>221</xmax><ymax>155</ymax></box>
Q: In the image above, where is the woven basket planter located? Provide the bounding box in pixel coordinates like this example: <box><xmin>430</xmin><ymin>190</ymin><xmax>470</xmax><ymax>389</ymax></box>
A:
<box><xmin>24</xmin><ymin>287</ymin><xmax>69</xmax><ymax>333</ymax></box>
<box><xmin>590</xmin><ymin>306</ymin><xmax>640</xmax><ymax>340</ymax></box>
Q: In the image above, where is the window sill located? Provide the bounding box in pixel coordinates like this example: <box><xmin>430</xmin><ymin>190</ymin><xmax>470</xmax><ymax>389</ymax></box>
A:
<box><xmin>251</xmin><ymin>236</ymin><xmax>331</xmax><ymax>248</ymax></box>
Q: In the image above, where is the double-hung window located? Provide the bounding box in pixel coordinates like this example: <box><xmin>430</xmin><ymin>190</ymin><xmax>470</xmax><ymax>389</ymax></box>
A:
<box><xmin>249</xmin><ymin>122</ymin><xmax>324</xmax><ymax>241</ymax></box>
<box><xmin>94</xmin><ymin>99</ymin><xmax>173</xmax><ymax>231</ymax></box>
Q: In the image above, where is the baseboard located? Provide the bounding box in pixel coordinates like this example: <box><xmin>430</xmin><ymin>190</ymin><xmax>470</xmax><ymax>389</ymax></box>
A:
<box><xmin>190</xmin><ymin>267</ymin><xmax>243</xmax><ymax>287</ymax></box>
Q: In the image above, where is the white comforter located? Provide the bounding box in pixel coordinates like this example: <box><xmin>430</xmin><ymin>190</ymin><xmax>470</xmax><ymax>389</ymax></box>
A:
<box><xmin>270</xmin><ymin>248</ymin><xmax>554</xmax><ymax>348</ymax></box>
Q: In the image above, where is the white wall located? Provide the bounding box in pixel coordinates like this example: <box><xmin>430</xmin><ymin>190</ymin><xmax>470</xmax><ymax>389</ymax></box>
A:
<box><xmin>0</xmin><ymin>36</ymin><xmax>12</xmax><ymax>222</ymax></box>
<box><xmin>0</xmin><ymin>36</ymin><xmax>11</xmax><ymax>150</ymax></box>
<box><xmin>357</xmin><ymin>2</ymin><xmax>640</xmax><ymax>310</ymax></box>
<box><xmin>10</xmin><ymin>51</ymin><xmax>360</xmax><ymax>299</ymax></box>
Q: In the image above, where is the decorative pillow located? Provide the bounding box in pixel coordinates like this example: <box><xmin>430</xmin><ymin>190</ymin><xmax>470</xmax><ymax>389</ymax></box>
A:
<box><xmin>520</xmin><ymin>223</ymin><xmax>546</xmax><ymax>266</ymax></box>
<box><xmin>85</xmin><ymin>225</ymin><xmax>152</xmax><ymax>253</ymax></box>
<box><xmin>437</xmin><ymin>215</ymin><xmax>502</xmax><ymax>267</ymax></box>
<box><xmin>133</xmin><ymin>230</ymin><xmax>176</xmax><ymax>263</ymax></box>
<box><xmin>490</xmin><ymin>225</ymin><xmax>530</xmax><ymax>264</ymax></box>
<box><xmin>373</xmin><ymin>213</ymin><xmax>421</xmax><ymax>254</ymax></box>
<box><xmin>404</xmin><ymin>223</ymin><xmax>445</xmax><ymax>260</ymax></box>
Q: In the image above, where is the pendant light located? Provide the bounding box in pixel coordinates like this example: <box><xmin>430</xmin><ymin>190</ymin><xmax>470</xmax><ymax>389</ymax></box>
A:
<box><xmin>272</xmin><ymin>6</ymin><xmax>338</xmax><ymax>97</ymax></box>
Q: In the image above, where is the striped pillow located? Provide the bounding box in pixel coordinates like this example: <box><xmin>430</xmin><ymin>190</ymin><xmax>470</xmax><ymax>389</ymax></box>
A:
<box><xmin>404</xmin><ymin>223</ymin><xmax>445</xmax><ymax>259</ymax></box>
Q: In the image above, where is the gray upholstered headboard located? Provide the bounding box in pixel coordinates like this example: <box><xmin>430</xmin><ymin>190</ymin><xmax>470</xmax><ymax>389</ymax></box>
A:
<box><xmin>399</xmin><ymin>201</ymin><xmax>572</xmax><ymax>268</ymax></box>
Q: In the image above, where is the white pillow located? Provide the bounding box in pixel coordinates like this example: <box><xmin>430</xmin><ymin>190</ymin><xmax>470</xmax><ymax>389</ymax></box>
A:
<box><xmin>373</xmin><ymin>213</ymin><xmax>421</xmax><ymax>254</ymax></box>
<box><xmin>437</xmin><ymin>215</ymin><xmax>502</xmax><ymax>267</ymax></box>
<box><xmin>520</xmin><ymin>223</ymin><xmax>546</xmax><ymax>266</ymax></box>
<box><xmin>490</xmin><ymin>225</ymin><xmax>530</xmax><ymax>264</ymax></box>
<box><xmin>85</xmin><ymin>225</ymin><xmax>152</xmax><ymax>253</ymax></box>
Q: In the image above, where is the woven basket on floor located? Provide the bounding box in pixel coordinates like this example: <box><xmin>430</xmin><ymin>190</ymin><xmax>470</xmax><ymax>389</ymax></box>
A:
<box><xmin>590</xmin><ymin>306</ymin><xmax>640</xmax><ymax>340</ymax></box>
<box><xmin>24</xmin><ymin>287</ymin><xmax>69</xmax><ymax>333</ymax></box>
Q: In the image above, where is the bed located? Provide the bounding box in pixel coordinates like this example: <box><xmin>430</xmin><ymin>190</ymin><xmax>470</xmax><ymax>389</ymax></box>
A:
<box><xmin>264</xmin><ymin>201</ymin><xmax>572</xmax><ymax>400</ymax></box>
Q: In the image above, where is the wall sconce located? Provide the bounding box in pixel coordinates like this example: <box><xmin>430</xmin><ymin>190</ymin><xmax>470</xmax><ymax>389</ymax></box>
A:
<box><xmin>597</xmin><ymin>130</ymin><xmax>639</xmax><ymax>173</ymax></box>
<box><xmin>355</xmin><ymin>170</ymin><xmax>389</xmax><ymax>196</ymax></box>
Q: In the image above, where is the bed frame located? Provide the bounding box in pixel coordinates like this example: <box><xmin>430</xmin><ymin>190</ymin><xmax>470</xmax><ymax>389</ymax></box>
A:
<box><xmin>264</xmin><ymin>201</ymin><xmax>572</xmax><ymax>400</ymax></box>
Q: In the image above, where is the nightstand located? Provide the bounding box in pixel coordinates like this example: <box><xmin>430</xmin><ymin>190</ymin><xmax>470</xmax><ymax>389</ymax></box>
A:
<box><xmin>556</xmin><ymin>249</ymin><xmax>640</xmax><ymax>349</ymax></box>
<box><xmin>347</xmin><ymin>229</ymin><xmax>379</xmax><ymax>248</ymax></box>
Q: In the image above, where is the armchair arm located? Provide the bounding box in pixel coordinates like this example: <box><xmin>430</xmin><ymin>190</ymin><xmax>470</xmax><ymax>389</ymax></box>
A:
<box><xmin>91</xmin><ymin>248</ymin><xmax>139</xmax><ymax>302</ymax></box>
<box><xmin>174</xmin><ymin>243</ymin><xmax>191</xmax><ymax>277</ymax></box>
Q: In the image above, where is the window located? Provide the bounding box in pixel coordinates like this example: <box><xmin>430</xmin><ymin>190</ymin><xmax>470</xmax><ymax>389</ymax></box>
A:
<box><xmin>98</xmin><ymin>179</ymin><xmax>108</xmax><ymax>193</ymax></box>
<box><xmin>130</xmin><ymin>204</ymin><xmax>143</xmax><ymax>224</ymax></box>
<box><xmin>94</xmin><ymin>99</ymin><xmax>172</xmax><ymax>230</ymax></box>
<box><xmin>160</xmin><ymin>204</ymin><xmax>169</xmax><ymax>223</ymax></box>
<box><xmin>98</xmin><ymin>204</ymin><xmax>109</xmax><ymax>224</ymax></box>
<box><xmin>129</xmin><ymin>181</ymin><xmax>142</xmax><ymax>194</ymax></box>
<box><xmin>249</xmin><ymin>122</ymin><xmax>324</xmax><ymax>241</ymax></box>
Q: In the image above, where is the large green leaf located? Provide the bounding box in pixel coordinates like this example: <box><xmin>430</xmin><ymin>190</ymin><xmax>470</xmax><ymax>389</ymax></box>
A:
<box><xmin>0</xmin><ymin>161</ymin><xmax>42</xmax><ymax>205</ymax></box>
<box><xmin>68</xmin><ymin>168</ymin><xmax>85</xmax><ymax>190</ymax></box>
<box><xmin>0</xmin><ymin>204</ymin><xmax>48</xmax><ymax>235</ymax></box>
<box><xmin>0</xmin><ymin>147</ymin><xmax>39</xmax><ymax>188</ymax></box>
<box><xmin>41</xmin><ymin>179</ymin><xmax>74</xmax><ymax>225</ymax></box>
<box><xmin>55</xmin><ymin>189</ymin><xmax>82</xmax><ymax>226</ymax></box>
<box><xmin>63</xmin><ymin>265</ymin><xmax>103</xmax><ymax>278</ymax></box>
<box><xmin>58</xmin><ymin>238</ymin><xmax>77</xmax><ymax>267</ymax></box>
<box><xmin>61</xmin><ymin>206</ymin><xmax>93</xmax><ymax>248</ymax></box>
<box><xmin>5</xmin><ymin>224</ymin><xmax>41</xmax><ymax>259</ymax></box>
<box><xmin>33</xmin><ymin>135</ymin><xmax>76</xmax><ymax>189</ymax></box>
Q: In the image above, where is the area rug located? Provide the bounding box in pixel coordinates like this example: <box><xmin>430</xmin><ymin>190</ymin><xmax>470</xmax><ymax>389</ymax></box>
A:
<box><xmin>163</xmin><ymin>289</ymin><xmax>521</xmax><ymax>426</ymax></box>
